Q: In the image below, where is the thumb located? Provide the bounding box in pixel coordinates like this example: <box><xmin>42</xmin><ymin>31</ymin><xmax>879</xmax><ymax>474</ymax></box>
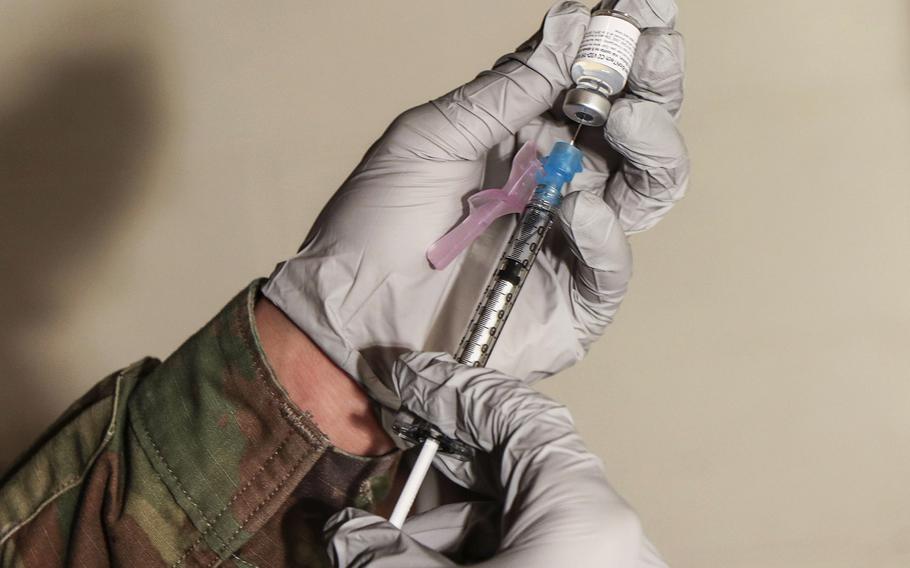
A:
<box><xmin>402</xmin><ymin>501</ymin><xmax>501</xmax><ymax>559</ymax></box>
<box><xmin>390</xmin><ymin>2</ymin><xmax>589</xmax><ymax>162</ymax></box>
<box><xmin>558</xmin><ymin>190</ymin><xmax>632</xmax><ymax>344</ymax></box>
<box><xmin>325</xmin><ymin>508</ymin><xmax>455</xmax><ymax>568</ymax></box>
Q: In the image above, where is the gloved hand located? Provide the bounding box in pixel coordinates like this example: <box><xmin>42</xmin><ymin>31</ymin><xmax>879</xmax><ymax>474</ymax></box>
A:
<box><xmin>262</xmin><ymin>0</ymin><xmax>688</xmax><ymax>408</ymax></box>
<box><xmin>324</xmin><ymin>352</ymin><xmax>669</xmax><ymax>567</ymax></box>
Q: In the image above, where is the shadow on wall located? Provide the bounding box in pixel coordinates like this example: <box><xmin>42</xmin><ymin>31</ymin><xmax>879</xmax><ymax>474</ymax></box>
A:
<box><xmin>0</xmin><ymin>44</ymin><xmax>160</xmax><ymax>469</ymax></box>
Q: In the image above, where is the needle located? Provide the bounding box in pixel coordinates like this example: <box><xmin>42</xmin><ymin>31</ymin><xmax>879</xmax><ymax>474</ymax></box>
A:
<box><xmin>570</xmin><ymin>122</ymin><xmax>584</xmax><ymax>146</ymax></box>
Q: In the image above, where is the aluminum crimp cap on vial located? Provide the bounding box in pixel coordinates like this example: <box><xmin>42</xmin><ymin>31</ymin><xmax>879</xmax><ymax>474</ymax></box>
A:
<box><xmin>563</xmin><ymin>86</ymin><xmax>612</xmax><ymax>127</ymax></box>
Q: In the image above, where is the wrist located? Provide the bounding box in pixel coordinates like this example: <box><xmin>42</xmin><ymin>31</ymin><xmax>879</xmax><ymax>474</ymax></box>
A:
<box><xmin>253</xmin><ymin>297</ymin><xmax>396</xmax><ymax>456</ymax></box>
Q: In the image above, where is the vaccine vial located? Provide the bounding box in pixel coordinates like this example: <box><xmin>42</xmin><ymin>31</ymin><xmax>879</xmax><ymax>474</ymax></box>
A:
<box><xmin>563</xmin><ymin>9</ymin><xmax>641</xmax><ymax>127</ymax></box>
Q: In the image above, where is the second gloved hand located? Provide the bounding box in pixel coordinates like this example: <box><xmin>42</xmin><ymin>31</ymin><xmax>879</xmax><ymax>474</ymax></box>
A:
<box><xmin>324</xmin><ymin>352</ymin><xmax>668</xmax><ymax>568</ymax></box>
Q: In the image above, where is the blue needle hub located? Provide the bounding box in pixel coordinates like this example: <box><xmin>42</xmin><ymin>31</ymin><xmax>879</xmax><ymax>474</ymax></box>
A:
<box><xmin>533</xmin><ymin>141</ymin><xmax>584</xmax><ymax>208</ymax></box>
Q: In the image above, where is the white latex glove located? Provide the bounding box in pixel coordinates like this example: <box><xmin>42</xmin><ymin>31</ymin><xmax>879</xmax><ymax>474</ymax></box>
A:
<box><xmin>324</xmin><ymin>352</ymin><xmax>669</xmax><ymax>568</ymax></box>
<box><xmin>263</xmin><ymin>0</ymin><xmax>688</xmax><ymax>408</ymax></box>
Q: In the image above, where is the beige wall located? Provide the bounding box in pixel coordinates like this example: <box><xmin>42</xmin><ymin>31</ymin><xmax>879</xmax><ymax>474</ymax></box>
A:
<box><xmin>1</xmin><ymin>1</ymin><xmax>908</xmax><ymax>566</ymax></box>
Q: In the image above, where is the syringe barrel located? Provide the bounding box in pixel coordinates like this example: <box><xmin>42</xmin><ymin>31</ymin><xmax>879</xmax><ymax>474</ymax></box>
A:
<box><xmin>455</xmin><ymin>142</ymin><xmax>583</xmax><ymax>366</ymax></box>
<box><xmin>455</xmin><ymin>202</ymin><xmax>555</xmax><ymax>366</ymax></box>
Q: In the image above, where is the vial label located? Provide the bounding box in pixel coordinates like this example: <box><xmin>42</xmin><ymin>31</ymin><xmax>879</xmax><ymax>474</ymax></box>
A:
<box><xmin>575</xmin><ymin>15</ymin><xmax>641</xmax><ymax>80</ymax></box>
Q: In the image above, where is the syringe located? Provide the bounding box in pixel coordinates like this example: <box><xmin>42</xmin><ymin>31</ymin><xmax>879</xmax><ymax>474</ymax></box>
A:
<box><xmin>389</xmin><ymin>0</ymin><xmax>645</xmax><ymax>528</ymax></box>
<box><xmin>389</xmin><ymin>127</ymin><xmax>585</xmax><ymax>527</ymax></box>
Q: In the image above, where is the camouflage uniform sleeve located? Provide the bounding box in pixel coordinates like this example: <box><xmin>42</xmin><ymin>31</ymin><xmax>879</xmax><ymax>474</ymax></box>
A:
<box><xmin>0</xmin><ymin>357</ymin><xmax>162</xmax><ymax>566</ymax></box>
<box><xmin>0</xmin><ymin>280</ymin><xmax>387</xmax><ymax>567</ymax></box>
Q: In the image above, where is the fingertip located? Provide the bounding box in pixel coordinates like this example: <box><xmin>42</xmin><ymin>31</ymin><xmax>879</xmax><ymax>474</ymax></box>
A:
<box><xmin>324</xmin><ymin>507</ymin><xmax>386</xmax><ymax>537</ymax></box>
<box><xmin>549</xmin><ymin>0</ymin><xmax>590</xmax><ymax>17</ymax></box>
<box><xmin>391</xmin><ymin>352</ymin><xmax>428</xmax><ymax>396</ymax></box>
<box><xmin>615</xmin><ymin>0</ymin><xmax>678</xmax><ymax>28</ymax></box>
<box><xmin>325</xmin><ymin>509</ymin><xmax>398</xmax><ymax>567</ymax></box>
<box><xmin>396</xmin><ymin>351</ymin><xmax>456</xmax><ymax>377</ymax></box>
<box><xmin>644</xmin><ymin>0</ymin><xmax>679</xmax><ymax>27</ymax></box>
<box><xmin>392</xmin><ymin>351</ymin><xmax>458</xmax><ymax>407</ymax></box>
<box><xmin>539</xmin><ymin>1</ymin><xmax>591</xmax><ymax>60</ymax></box>
<box><xmin>604</xmin><ymin>99</ymin><xmax>638</xmax><ymax>148</ymax></box>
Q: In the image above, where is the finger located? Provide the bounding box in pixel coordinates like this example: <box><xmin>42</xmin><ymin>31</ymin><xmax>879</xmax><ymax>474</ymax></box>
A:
<box><xmin>603</xmin><ymin>98</ymin><xmax>689</xmax><ymax>233</ymax></box>
<box><xmin>627</xmin><ymin>29</ymin><xmax>685</xmax><ymax>119</ymax></box>
<box><xmin>392</xmin><ymin>352</ymin><xmax>567</xmax><ymax>451</ymax></box>
<box><xmin>392</xmin><ymin>352</ymin><xmax>500</xmax><ymax>452</ymax></box>
<box><xmin>324</xmin><ymin>508</ymin><xmax>454</xmax><ymax>568</ymax></box>
<box><xmin>324</xmin><ymin>509</ymin><xmax>398</xmax><ymax>568</ymax></box>
<box><xmin>402</xmin><ymin>501</ymin><xmax>500</xmax><ymax>557</ymax></box>
<box><xmin>388</xmin><ymin>2</ymin><xmax>590</xmax><ymax>162</ymax></box>
<box><xmin>558</xmin><ymin>190</ymin><xmax>632</xmax><ymax>343</ymax></box>
<box><xmin>614</xmin><ymin>0</ymin><xmax>678</xmax><ymax>29</ymax></box>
